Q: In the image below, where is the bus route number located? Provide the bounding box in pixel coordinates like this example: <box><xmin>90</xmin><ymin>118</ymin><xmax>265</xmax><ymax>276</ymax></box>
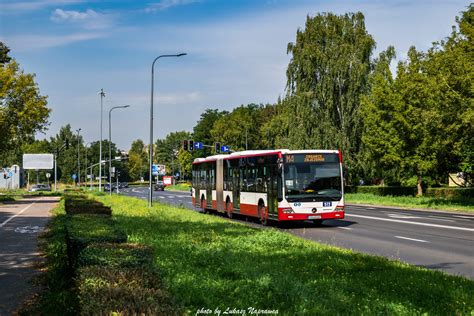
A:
<box><xmin>304</xmin><ymin>154</ymin><xmax>325</xmax><ymax>162</ymax></box>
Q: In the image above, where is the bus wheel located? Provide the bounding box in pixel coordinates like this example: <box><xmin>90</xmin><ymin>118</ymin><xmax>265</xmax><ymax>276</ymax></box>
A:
<box><xmin>259</xmin><ymin>204</ymin><xmax>268</xmax><ymax>226</ymax></box>
<box><xmin>312</xmin><ymin>219</ymin><xmax>324</xmax><ymax>226</ymax></box>
<box><xmin>226</xmin><ymin>200</ymin><xmax>233</xmax><ymax>219</ymax></box>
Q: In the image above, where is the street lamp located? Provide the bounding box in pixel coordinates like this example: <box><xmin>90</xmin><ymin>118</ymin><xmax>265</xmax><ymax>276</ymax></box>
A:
<box><xmin>149</xmin><ymin>53</ymin><xmax>187</xmax><ymax>207</ymax></box>
<box><xmin>109</xmin><ymin>105</ymin><xmax>130</xmax><ymax>195</ymax></box>
<box><xmin>99</xmin><ymin>88</ymin><xmax>105</xmax><ymax>191</ymax></box>
<box><xmin>76</xmin><ymin>128</ymin><xmax>81</xmax><ymax>187</ymax></box>
<box><xmin>84</xmin><ymin>142</ymin><xmax>91</xmax><ymax>190</ymax></box>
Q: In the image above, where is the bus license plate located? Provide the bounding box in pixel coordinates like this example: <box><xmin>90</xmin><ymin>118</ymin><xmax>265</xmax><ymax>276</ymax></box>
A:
<box><xmin>323</xmin><ymin>202</ymin><xmax>332</xmax><ymax>207</ymax></box>
<box><xmin>308</xmin><ymin>215</ymin><xmax>321</xmax><ymax>219</ymax></box>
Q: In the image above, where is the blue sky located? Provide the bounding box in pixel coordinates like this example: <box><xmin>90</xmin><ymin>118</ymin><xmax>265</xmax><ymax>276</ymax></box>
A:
<box><xmin>0</xmin><ymin>0</ymin><xmax>469</xmax><ymax>150</ymax></box>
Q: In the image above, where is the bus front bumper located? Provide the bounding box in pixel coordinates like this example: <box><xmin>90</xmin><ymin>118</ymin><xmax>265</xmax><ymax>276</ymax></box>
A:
<box><xmin>278</xmin><ymin>211</ymin><xmax>345</xmax><ymax>221</ymax></box>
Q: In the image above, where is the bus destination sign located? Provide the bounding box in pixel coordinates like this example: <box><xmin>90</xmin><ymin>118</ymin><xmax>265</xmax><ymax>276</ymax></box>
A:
<box><xmin>284</xmin><ymin>153</ymin><xmax>338</xmax><ymax>163</ymax></box>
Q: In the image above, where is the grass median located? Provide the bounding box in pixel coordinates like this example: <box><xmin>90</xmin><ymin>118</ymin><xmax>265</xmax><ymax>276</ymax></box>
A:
<box><xmin>346</xmin><ymin>193</ymin><xmax>474</xmax><ymax>213</ymax></box>
<box><xmin>97</xmin><ymin>194</ymin><xmax>473</xmax><ymax>315</ymax></box>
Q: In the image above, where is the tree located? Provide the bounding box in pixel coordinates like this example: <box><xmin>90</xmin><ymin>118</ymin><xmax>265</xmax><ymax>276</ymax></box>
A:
<box><xmin>193</xmin><ymin>109</ymin><xmax>228</xmax><ymax>156</ymax></box>
<box><xmin>155</xmin><ymin>131</ymin><xmax>191</xmax><ymax>176</ymax></box>
<box><xmin>0</xmin><ymin>43</ymin><xmax>50</xmax><ymax>166</ymax></box>
<box><xmin>127</xmin><ymin>139</ymin><xmax>148</xmax><ymax>181</ymax></box>
<box><xmin>285</xmin><ymin>12</ymin><xmax>375</xmax><ymax>180</ymax></box>
<box><xmin>177</xmin><ymin>148</ymin><xmax>193</xmax><ymax>179</ymax></box>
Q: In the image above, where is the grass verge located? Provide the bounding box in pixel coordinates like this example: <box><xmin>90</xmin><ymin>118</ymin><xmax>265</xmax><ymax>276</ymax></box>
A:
<box><xmin>97</xmin><ymin>194</ymin><xmax>474</xmax><ymax>315</ymax></box>
<box><xmin>346</xmin><ymin>193</ymin><xmax>474</xmax><ymax>213</ymax></box>
<box><xmin>165</xmin><ymin>183</ymin><xmax>191</xmax><ymax>192</ymax></box>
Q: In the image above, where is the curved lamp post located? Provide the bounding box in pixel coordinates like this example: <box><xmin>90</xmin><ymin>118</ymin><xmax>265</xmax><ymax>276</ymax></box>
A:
<box><xmin>149</xmin><ymin>53</ymin><xmax>186</xmax><ymax>207</ymax></box>
<box><xmin>109</xmin><ymin>105</ymin><xmax>130</xmax><ymax>195</ymax></box>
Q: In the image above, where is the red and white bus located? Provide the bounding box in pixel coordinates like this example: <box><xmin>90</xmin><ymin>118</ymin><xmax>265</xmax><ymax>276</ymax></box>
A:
<box><xmin>192</xmin><ymin>149</ymin><xmax>344</xmax><ymax>225</ymax></box>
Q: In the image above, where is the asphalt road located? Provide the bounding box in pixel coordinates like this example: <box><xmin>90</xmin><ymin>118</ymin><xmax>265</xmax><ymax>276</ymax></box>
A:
<box><xmin>0</xmin><ymin>196</ymin><xmax>59</xmax><ymax>315</ymax></box>
<box><xmin>121</xmin><ymin>186</ymin><xmax>474</xmax><ymax>279</ymax></box>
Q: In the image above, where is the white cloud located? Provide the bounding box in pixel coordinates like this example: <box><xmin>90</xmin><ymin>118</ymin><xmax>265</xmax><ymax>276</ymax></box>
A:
<box><xmin>50</xmin><ymin>8</ymin><xmax>114</xmax><ymax>29</ymax></box>
<box><xmin>1</xmin><ymin>32</ymin><xmax>106</xmax><ymax>51</ymax></box>
<box><xmin>145</xmin><ymin>0</ymin><xmax>199</xmax><ymax>13</ymax></box>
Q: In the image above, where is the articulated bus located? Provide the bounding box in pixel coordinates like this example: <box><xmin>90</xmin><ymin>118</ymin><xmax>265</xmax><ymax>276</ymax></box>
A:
<box><xmin>191</xmin><ymin>149</ymin><xmax>344</xmax><ymax>225</ymax></box>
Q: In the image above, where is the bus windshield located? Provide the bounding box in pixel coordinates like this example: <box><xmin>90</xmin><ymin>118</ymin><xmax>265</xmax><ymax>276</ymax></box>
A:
<box><xmin>283</xmin><ymin>154</ymin><xmax>342</xmax><ymax>202</ymax></box>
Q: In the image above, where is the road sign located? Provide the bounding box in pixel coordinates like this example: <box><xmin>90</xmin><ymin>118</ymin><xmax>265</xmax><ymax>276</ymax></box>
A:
<box><xmin>152</xmin><ymin>164</ymin><xmax>158</xmax><ymax>176</ymax></box>
<box><xmin>72</xmin><ymin>174</ymin><xmax>77</xmax><ymax>180</ymax></box>
<box><xmin>221</xmin><ymin>145</ymin><xmax>231</xmax><ymax>153</ymax></box>
<box><xmin>194</xmin><ymin>142</ymin><xmax>203</xmax><ymax>150</ymax></box>
<box><xmin>46</xmin><ymin>173</ymin><xmax>51</xmax><ymax>178</ymax></box>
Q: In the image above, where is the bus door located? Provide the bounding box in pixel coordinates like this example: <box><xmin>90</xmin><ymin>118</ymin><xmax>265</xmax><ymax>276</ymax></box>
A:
<box><xmin>232</xmin><ymin>165</ymin><xmax>240</xmax><ymax>211</ymax></box>
<box><xmin>268</xmin><ymin>164</ymin><xmax>278</xmax><ymax>217</ymax></box>
<box><xmin>206</xmin><ymin>166</ymin><xmax>213</xmax><ymax>208</ymax></box>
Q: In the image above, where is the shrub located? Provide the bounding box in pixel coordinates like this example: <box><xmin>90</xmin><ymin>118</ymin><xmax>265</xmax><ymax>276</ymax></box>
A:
<box><xmin>346</xmin><ymin>186</ymin><xmax>417</xmax><ymax>196</ymax></box>
<box><xmin>78</xmin><ymin>243</ymin><xmax>154</xmax><ymax>268</ymax></box>
<box><xmin>64</xmin><ymin>195</ymin><xmax>113</xmax><ymax>216</ymax></box>
<box><xmin>65</xmin><ymin>214</ymin><xmax>127</xmax><ymax>269</ymax></box>
<box><xmin>425</xmin><ymin>187</ymin><xmax>474</xmax><ymax>200</ymax></box>
<box><xmin>77</xmin><ymin>266</ymin><xmax>179</xmax><ymax>315</ymax></box>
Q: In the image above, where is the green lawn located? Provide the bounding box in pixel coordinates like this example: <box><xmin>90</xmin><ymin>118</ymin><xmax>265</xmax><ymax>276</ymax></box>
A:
<box><xmin>165</xmin><ymin>183</ymin><xmax>191</xmax><ymax>192</ymax></box>
<box><xmin>96</xmin><ymin>194</ymin><xmax>473</xmax><ymax>315</ymax></box>
<box><xmin>346</xmin><ymin>193</ymin><xmax>474</xmax><ymax>213</ymax></box>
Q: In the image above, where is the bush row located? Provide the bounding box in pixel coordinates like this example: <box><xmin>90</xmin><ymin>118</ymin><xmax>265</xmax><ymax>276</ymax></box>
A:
<box><xmin>62</xmin><ymin>194</ymin><xmax>179</xmax><ymax>315</ymax></box>
<box><xmin>346</xmin><ymin>185</ymin><xmax>474</xmax><ymax>199</ymax></box>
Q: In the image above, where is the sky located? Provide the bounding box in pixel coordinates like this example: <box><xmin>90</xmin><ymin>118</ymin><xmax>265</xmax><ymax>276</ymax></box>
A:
<box><xmin>0</xmin><ymin>0</ymin><xmax>469</xmax><ymax>150</ymax></box>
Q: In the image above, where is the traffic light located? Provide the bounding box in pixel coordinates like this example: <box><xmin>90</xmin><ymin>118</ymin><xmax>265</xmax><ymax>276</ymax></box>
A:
<box><xmin>188</xmin><ymin>140</ymin><xmax>194</xmax><ymax>151</ymax></box>
<box><xmin>215</xmin><ymin>142</ymin><xmax>221</xmax><ymax>153</ymax></box>
<box><xmin>183</xmin><ymin>140</ymin><xmax>188</xmax><ymax>151</ymax></box>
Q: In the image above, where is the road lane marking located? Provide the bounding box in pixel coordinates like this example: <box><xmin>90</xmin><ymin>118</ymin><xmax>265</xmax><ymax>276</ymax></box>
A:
<box><xmin>453</xmin><ymin>215</ymin><xmax>473</xmax><ymax>219</ymax></box>
<box><xmin>338</xmin><ymin>227</ymin><xmax>352</xmax><ymax>230</ymax></box>
<box><xmin>346</xmin><ymin>213</ymin><xmax>474</xmax><ymax>232</ymax></box>
<box><xmin>427</xmin><ymin>216</ymin><xmax>454</xmax><ymax>222</ymax></box>
<box><xmin>387</xmin><ymin>213</ymin><xmax>421</xmax><ymax>219</ymax></box>
<box><xmin>395</xmin><ymin>236</ymin><xmax>429</xmax><ymax>243</ymax></box>
<box><xmin>0</xmin><ymin>202</ymin><xmax>36</xmax><ymax>228</ymax></box>
<box><xmin>159</xmin><ymin>196</ymin><xmax>166</xmax><ymax>199</ymax></box>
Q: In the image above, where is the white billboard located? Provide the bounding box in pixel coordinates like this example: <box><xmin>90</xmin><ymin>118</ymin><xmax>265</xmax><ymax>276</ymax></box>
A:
<box><xmin>23</xmin><ymin>154</ymin><xmax>54</xmax><ymax>170</ymax></box>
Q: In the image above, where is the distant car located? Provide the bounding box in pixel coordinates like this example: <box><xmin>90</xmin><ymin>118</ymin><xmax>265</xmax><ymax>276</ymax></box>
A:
<box><xmin>119</xmin><ymin>182</ymin><xmax>129</xmax><ymax>188</ymax></box>
<box><xmin>29</xmin><ymin>184</ymin><xmax>51</xmax><ymax>192</ymax></box>
<box><xmin>104</xmin><ymin>183</ymin><xmax>117</xmax><ymax>191</ymax></box>
<box><xmin>154</xmin><ymin>180</ymin><xmax>165</xmax><ymax>191</ymax></box>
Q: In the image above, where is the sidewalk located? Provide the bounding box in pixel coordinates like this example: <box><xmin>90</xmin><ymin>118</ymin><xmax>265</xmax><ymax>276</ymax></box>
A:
<box><xmin>0</xmin><ymin>196</ymin><xmax>60</xmax><ymax>315</ymax></box>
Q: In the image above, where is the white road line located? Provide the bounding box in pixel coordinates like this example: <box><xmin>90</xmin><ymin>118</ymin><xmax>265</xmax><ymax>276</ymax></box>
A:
<box><xmin>427</xmin><ymin>216</ymin><xmax>454</xmax><ymax>222</ymax></box>
<box><xmin>387</xmin><ymin>213</ymin><xmax>421</xmax><ymax>219</ymax></box>
<box><xmin>366</xmin><ymin>207</ymin><xmax>376</xmax><ymax>210</ymax></box>
<box><xmin>346</xmin><ymin>213</ymin><xmax>474</xmax><ymax>232</ymax></box>
<box><xmin>159</xmin><ymin>196</ymin><xmax>166</xmax><ymax>199</ymax></box>
<box><xmin>338</xmin><ymin>227</ymin><xmax>352</xmax><ymax>230</ymax></box>
<box><xmin>453</xmin><ymin>215</ymin><xmax>473</xmax><ymax>219</ymax></box>
<box><xmin>395</xmin><ymin>236</ymin><xmax>429</xmax><ymax>243</ymax></box>
<box><xmin>0</xmin><ymin>202</ymin><xmax>36</xmax><ymax>228</ymax></box>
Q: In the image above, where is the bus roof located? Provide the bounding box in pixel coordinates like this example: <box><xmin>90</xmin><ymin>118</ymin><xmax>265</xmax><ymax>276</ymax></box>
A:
<box><xmin>192</xmin><ymin>149</ymin><xmax>340</xmax><ymax>164</ymax></box>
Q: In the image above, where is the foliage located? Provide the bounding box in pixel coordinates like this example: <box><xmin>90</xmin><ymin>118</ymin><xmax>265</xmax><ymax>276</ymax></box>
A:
<box><xmin>98</xmin><ymin>195</ymin><xmax>474</xmax><ymax>314</ymax></box>
<box><xmin>0</xmin><ymin>43</ymin><xmax>51</xmax><ymax>166</ymax></box>
<box><xmin>177</xmin><ymin>148</ymin><xmax>193</xmax><ymax>178</ymax></box>
<box><xmin>361</xmin><ymin>6</ymin><xmax>473</xmax><ymax>192</ymax></box>
<box><xmin>193</xmin><ymin>109</ymin><xmax>228</xmax><ymax>156</ymax></box>
<box><xmin>127</xmin><ymin>139</ymin><xmax>148</xmax><ymax>181</ymax></box>
<box><xmin>285</xmin><ymin>12</ymin><xmax>375</xmax><ymax>179</ymax></box>
<box><xmin>155</xmin><ymin>131</ymin><xmax>191</xmax><ymax>177</ymax></box>
<box><xmin>77</xmin><ymin>243</ymin><xmax>155</xmax><ymax>268</ymax></box>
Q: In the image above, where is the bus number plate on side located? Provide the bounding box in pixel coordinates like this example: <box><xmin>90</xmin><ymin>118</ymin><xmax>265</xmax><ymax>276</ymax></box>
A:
<box><xmin>323</xmin><ymin>202</ymin><xmax>332</xmax><ymax>207</ymax></box>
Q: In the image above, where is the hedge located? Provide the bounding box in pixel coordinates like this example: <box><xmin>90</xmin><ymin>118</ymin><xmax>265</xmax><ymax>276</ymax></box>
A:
<box><xmin>64</xmin><ymin>194</ymin><xmax>112</xmax><ymax>216</ymax></box>
<box><xmin>76</xmin><ymin>266</ymin><xmax>179</xmax><ymax>315</ymax></box>
<box><xmin>425</xmin><ymin>187</ymin><xmax>474</xmax><ymax>199</ymax></box>
<box><xmin>65</xmin><ymin>214</ymin><xmax>127</xmax><ymax>269</ymax></box>
<box><xmin>77</xmin><ymin>243</ymin><xmax>155</xmax><ymax>268</ymax></box>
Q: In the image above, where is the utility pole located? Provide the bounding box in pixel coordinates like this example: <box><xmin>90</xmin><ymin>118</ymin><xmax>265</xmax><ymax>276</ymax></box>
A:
<box><xmin>76</xmin><ymin>128</ymin><xmax>81</xmax><ymax>187</ymax></box>
<box><xmin>99</xmin><ymin>89</ymin><xmax>105</xmax><ymax>191</ymax></box>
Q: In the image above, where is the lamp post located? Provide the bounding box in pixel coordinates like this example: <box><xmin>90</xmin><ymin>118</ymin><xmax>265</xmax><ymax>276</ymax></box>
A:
<box><xmin>109</xmin><ymin>105</ymin><xmax>130</xmax><ymax>195</ymax></box>
<box><xmin>148</xmin><ymin>53</ymin><xmax>186</xmax><ymax>207</ymax></box>
<box><xmin>99</xmin><ymin>89</ymin><xmax>105</xmax><ymax>191</ymax></box>
<box><xmin>75</xmin><ymin>128</ymin><xmax>81</xmax><ymax>187</ymax></box>
<box><xmin>84</xmin><ymin>142</ymin><xmax>91</xmax><ymax>190</ymax></box>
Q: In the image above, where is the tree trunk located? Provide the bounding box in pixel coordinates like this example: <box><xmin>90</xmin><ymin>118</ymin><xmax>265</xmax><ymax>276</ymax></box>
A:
<box><xmin>417</xmin><ymin>175</ymin><xmax>423</xmax><ymax>196</ymax></box>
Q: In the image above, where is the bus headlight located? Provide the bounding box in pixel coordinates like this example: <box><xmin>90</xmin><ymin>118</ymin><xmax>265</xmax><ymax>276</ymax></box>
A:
<box><xmin>281</xmin><ymin>208</ymin><xmax>294</xmax><ymax>214</ymax></box>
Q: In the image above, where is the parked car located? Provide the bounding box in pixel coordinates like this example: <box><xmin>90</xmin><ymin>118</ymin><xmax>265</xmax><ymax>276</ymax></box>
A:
<box><xmin>154</xmin><ymin>180</ymin><xmax>165</xmax><ymax>191</ymax></box>
<box><xmin>104</xmin><ymin>183</ymin><xmax>117</xmax><ymax>191</ymax></box>
<box><xmin>29</xmin><ymin>184</ymin><xmax>51</xmax><ymax>192</ymax></box>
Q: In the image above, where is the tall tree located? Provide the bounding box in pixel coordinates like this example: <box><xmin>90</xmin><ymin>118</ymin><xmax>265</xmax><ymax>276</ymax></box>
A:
<box><xmin>285</xmin><ymin>12</ymin><xmax>375</xmax><ymax>179</ymax></box>
<box><xmin>0</xmin><ymin>44</ymin><xmax>50</xmax><ymax>166</ymax></box>
<box><xmin>193</xmin><ymin>109</ymin><xmax>228</xmax><ymax>156</ymax></box>
<box><xmin>155</xmin><ymin>131</ymin><xmax>191</xmax><ymax>176</ymax></box>
<box><xmin>127</xmin><ymin>139</ymin><xmax>148</xmax><ymax>181</ymax></box>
